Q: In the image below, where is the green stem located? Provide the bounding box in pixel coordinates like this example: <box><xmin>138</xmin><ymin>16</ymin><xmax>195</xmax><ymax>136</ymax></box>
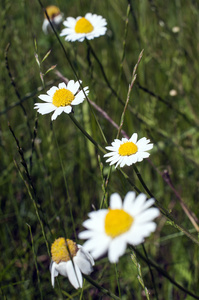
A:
<box><xmin>131</xmin><ymin>246</ymin><xmax>199</xmax><ymax>299</ymax></box>
<box><xmin>52</xmin><ymin>126</ymin><xmax>77</xmax><ymax>240</ymax></box>
<box><xmin>84</xmin><ymin>275</ymin><xmax>121</xmax><ymax>300</ymax></box>
<box><xmin>69</xmin><ymin>114</ymin><xmax>106</xmax><ymax>154</ymax></box>
<box><xmin>14</xmin><ymin>160</ymin><xmax>51</xmax><ymax>256</ymax></box>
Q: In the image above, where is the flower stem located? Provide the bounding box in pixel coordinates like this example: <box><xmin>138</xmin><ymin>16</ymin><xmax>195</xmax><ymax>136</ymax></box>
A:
<box><xmin>69</xmin><ymin>113</ymin><xmax>106</xmax><ymax>154</ymax></box>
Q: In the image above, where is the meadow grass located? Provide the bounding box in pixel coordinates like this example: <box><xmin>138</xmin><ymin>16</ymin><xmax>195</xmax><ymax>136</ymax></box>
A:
<box><xmin>1</xmin><ymin>0</ymin><xmax>199</xmax><ymax>299</ymax></box>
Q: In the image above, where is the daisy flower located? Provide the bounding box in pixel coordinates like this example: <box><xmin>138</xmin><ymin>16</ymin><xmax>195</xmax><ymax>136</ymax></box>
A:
<box><xmin>50</xmin><ymin>238</ymin><xmax>94</xmax><ymax>289</ymax></box>
<box><xmin>79</xmin><ymin>192</ymin><xmax>159</xmax><ymax>263</ymax></box>
<box><xmin>42</xmin><ymin>5</ymin><xmax>63</xmax><ymax>34</ymax></box>
<box><xmin>60</xmin><ymin>13</ymin><xmax>107</xmax><ymax>42</ymax></box>
<box><xmin>104</xmin><ymin>133</ymin><xmax>153</xmax><ymax>168</ymax></box>
<box><xmin>34</xmin><ymin>81</ymin><xmax>89</xmax><ymax>120</ymax></box>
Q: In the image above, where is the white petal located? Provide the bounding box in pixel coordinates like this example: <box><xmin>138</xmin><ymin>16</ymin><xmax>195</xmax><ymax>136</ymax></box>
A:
<box><xmin>109</xmin><ymin>193</ymin><xmax>122</xmax><ymax>209</ymax></box>
<box><xmin>108</xmin><ymin>237</ymin><xmax>127</xmax><ymax>263</ymax></box>
<box><xmin>74</xmin><ymin>248</ymin><xmax>94</xmax><ymax>275</ymax></box>
<box><xmin>72</xmin><ymin>90</ymin><xmax>87</xmax><ymax>105</ymax></box>
<box><xmin>77</xmin><ymin>245</ymin><xmax>95</xmax><ymax>266</ymax></box>
<box><xmin>50</xmin><ymin>262</ymin><xmax>58</xmax><ymax>287</ymax></box>
<box><xmin>126</xmin><ymin>226</ymin><xmax>145</xmax><ymax>245</ymax></box>
<box><xmin>130</xmin><ymin>133</ymin><xmax>138</xmax><ymax>143</ymax></box>
<box><xmin>123</xmin><ymin>191</ymin><xmax>136</xmax><ymax>211</ymax></box>
<box><xmin>66</xmin><ymin>260</ymin><xmax>83</xmax><ymax>289</ymax></box>
<box><xmin>78</xmin><ymin>230</ymin><xmax>95</xmax><ymax>239</ymax></box>
<box><xmin>62</xmin><ymin>17</ymin><xmax>76</xmax><ymax>28</ymax></box>
<box><xmin>38</xmin><ymin>94</ymin><xmax>52</xmax><ymax>102</ymax></box>
<box><xmin>64</xmin><ymin>106</ymin><xmax>72</xmax><ymax>114</ymax></box>
<box><xmin>67</xmin><ymin>80</ymin><xmax>80</xmax><ymax>94</ymax></box>
<box><xmin>131</xmin><ymin>193</ymin><xmax>148</xmax><ymax>216</ymax></box>
<box><xmin>136</xmin><ymin>208</ymin><xmax>160</xmax><ymax>223</ymax></box>
<box><xmin>51</xmin><ymin>107</ymin><xmax>64</xmax><ymax>120</ymax></box>
<box><xmin>47</xmin><ymin>86</ymin><xmax>58</xmax><ymax>96</ymax></box>
<box><xmin>34</xmin><ymin>103</ymin><xmax>56</xmax><ymax>115</ymax></box>
<box><xmin>55</xmin><ymin>262</ymin><xmax>68</xmax><ymax>277</ymax></box>
<box><xmin>83</xmin><ymin>234</ymin><xmax>110</xmax><ymax>259</ymax></box>
<box><xmin>105</xmin><ymin>146</ymin><xmax>116</xmax><ymax>151</ymax></box>
<box><xmin>142</xmin><ymin>198</ymin><xmax>155</xmax><ymax>211</ymax></box>
<box><xmin>104</xmin><ymin>151</ymin><xmax>118</xmax><ymax>158</ymax></box>
<box><xmin>42</xmin><ymin>19</ymin><xmax>49</xmax><ymax>34</ymax></box>
<box><xmin>58</xmin><ymin>82</ymin><xmax>67</xmax><ymax>89</ymax></box>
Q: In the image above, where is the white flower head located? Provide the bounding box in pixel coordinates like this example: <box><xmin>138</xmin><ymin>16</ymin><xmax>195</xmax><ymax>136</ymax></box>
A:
<box><xmin>34</xmin><ymin>81</ymin><xmax>89</xmax><ymax>120</ymax></box>
<box><xmin>60</xmin><ymin>13</ymin><xmax>107</xmax><ymax>42</ymax></box>
<box><xmin>42</xmin><ymin>5</ymin><xmax>63</xmax><ymax>34</ymax></box>
<box><xmin>104</xmin><ymin>133</ymin><xmax>153</xmax><ymax>168</ymax></box>
<box><xmin>50</xmin><ymin>238</ymin><xmax>94</xmax><ymax>289</ymax></box>
<box><xmin>79</xmin><ymin>192</ymin><xmax>159</xmax><ymax>263</ymax></box>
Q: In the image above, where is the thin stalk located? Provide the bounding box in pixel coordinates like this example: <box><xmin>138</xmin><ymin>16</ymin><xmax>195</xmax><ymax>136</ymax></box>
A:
<box><xmin>142</xmin><ymin>244</ymin><xmax>158</xmax><ymax>300</ymax></box>
<box><xmin>52</xmin><ymin>126</ymin><xmax>77</xmax><ymax>240</ymax></box>
<box><xmin>27</xmin><ymin>224</ymin><xmax>43</xmax><ymax>300</ymax></box>
<box><xmin>131</xmin><ymin>251</ymin><xmax>150</xmax><ymax>300</ymax></box>
<box><xmin>14</xmin><ymin>160</ymin><xmax>50</xmax><ymax>256</ymax></box>
<box><xmin>117</xmin><ymin>50</ymin><xmax>144</xmax><ymax>138</ymax></box>
<box><xmin>83</xmin><ymin>275</ymin><xmax>121</xmax><ymax>300</ymax></box>
<box><xmin>117</xmin><ymin>4</ymin><xmax>130</xmax><ymax>96</ymax></box>
<box><xmin>131</xmin><ymin>246</ymin><xmax>199</xmax><ymax>300</ymax></box>
<box><xmin>69</xmin><ymin>114</ymin><xmax>106</xmax><ymax>154</ymax></box>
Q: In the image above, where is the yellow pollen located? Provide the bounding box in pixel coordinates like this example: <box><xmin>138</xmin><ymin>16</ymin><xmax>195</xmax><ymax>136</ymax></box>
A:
<box><xmin>45</xmin><ymin>5</ymin><xmax>61</xmax><ymax>20</ymax></box>
<box><xmin>118</xmin><ymin>141</ymin><xmax>138</xmax><ymax>156</ymax></box>
<box><xmin>51</xmin><ymin>238</ymin><xmax>78</xmax><ymax>264</ymax></box>
<box><xmin>105</xmin><ymin>209</ymin><xmax>134</xmax><ymax>238</ymax></box>
<box><xmin>75</xmin><ymin>17</ymin><xmax>94</xmax><ymax>34</ymax></box>
<box><xmin>52</xmin><ymin>88</ymin><xmax>75</xmax><ymax>107</ymax></box>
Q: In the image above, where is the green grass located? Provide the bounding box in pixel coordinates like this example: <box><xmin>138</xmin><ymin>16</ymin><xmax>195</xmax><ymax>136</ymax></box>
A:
<box><xmin>1</xmin><ymin>0</ymin><xmax>199</xmax><ymax>299</ymax></box>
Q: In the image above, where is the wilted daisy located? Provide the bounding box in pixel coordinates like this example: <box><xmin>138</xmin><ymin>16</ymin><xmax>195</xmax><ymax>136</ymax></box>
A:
<box><xmin>79</xmin><ymin>192</ymin><xmax>159</xmax><ymax>263</ymax></box>
<box><xmin>42</xmin><ymin>5</ymin><xmax>63</xmax><ymax>34</ymax></box>
<box><xmin>60</xmin><ymin>13</ymin><xmax>107</xmax><ymax>42</ymax></box>
<box><xmin>34</xmin><ymin>81</ymin><xmax>89</xmax><ymax>120</ymax></box>
<box><xmin>104</xmin><ymin>133</ymin><xmax>153</xmax><ymax>168</ymax></box>
<box><xmin>50</xmin><ymin>238</ymin><xmax>94</xmax><ymax>289</ymax></box>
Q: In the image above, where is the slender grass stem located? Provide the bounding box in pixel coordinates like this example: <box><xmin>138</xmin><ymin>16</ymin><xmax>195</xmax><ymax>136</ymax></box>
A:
<box><xmin>83</xmin><ymin>275</ymin><xmax>121</xmax><ymax>300</ymax></box>
<box><xmin>131</xmin><ymin>246</ymin><xmax>199</xmax><ymax>299</ymax></box>
<box><xmin>52</xmin><ymin>126</ymin><xmax>77</xmax><ymax>240</ymax></box>
<box><xmin>69</xmin><ymin>113</ymin><xmax>106</xmax><ymax>154</ymax></box>
<box><xmin>142</xmin><ymin>244</ymin><xmax>158</xmax><ymax>300</ymax></box>
<box><xmin>27</xmin><ymin>224</ymin><xmax>43</xmax><ymax>300</ymax></box>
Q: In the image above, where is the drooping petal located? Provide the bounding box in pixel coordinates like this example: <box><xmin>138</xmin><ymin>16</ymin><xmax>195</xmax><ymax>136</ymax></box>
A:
<box><xmin>50</xmin><ymin>262</ymin><xmax>59</xmax><ymax>288</ymax></box>
<box><xmin>66</xmin><ymin>261</ymin><xmax>83</xmax><ymax>289</ymax></box>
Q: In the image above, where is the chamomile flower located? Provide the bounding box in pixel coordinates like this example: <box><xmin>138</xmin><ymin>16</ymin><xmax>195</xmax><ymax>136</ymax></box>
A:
<box><xmin>42</xmin><ymin>5</ymin><xmax>63</xmax><ymax>34</ymax></box>
<box><xmin>60</xmin><ymin>13</ymin><xmax>107</xmax><ymax>42</ymax></box>
<box><xmin>50</xmin><ymin>238</ymin><xmax>94</xmax><ymax>289</ymax></box>
<box><xmin>79</xmin><ymin>192</ymin><xmax>159</xmax><ymax>263</ymax></box>
<box><xmin>34</xmin><ymin>81</ymin><xmax>89</xmax><ymax>120</ymax></box>
<box><xmin>104</xmin><ymin>133</ymin><xmax>153</xmax><ymax>168</ymax></box>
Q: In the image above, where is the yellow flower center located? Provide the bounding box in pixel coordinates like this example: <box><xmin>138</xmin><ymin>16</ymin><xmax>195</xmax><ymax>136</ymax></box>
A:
<box><xmin>118</xmin><ymin>141</ymin><xmax>138</xmax><ymax>156</ymax></box>
<box><xmin>45</xmin><ymin>5</ymin><xmax>60</xmax><ymax>20</ymax></box>
<box><xmin>52</xmin><ymin>88</ymin><xmax>75</xmax><ymax>107</ymax></box>
<box><xmin>105</xmin><ymin>209</ymin><xmax>134</xmax><ymax>238</ymax></box>
<box><xmin>51</xmin><ymin>238</ymin><xmax>78</xmax><ymax>264</ymax></box>
<box><xmin>75</xmin><ymin>17</ymin><xmax>94</xmax><ymax>34</ymax></box>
